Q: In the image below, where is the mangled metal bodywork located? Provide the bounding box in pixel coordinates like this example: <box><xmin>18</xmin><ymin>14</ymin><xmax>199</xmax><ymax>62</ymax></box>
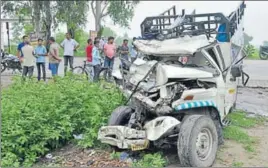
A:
<box><xmin>98</xmin><ymin>1</ymin><xmax>249</xmax><ymax>167</ymax></box>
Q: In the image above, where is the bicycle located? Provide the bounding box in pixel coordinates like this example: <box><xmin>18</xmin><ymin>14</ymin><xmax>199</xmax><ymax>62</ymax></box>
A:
<box><xmin>72</xmin><ymin>59</ymin><xmax>112</xmax><ymax>82</ymax></box>
<box><xmin>72</xmin><ymin>60</ymin><xmax>93</xmax><ymax>81</ymax></box>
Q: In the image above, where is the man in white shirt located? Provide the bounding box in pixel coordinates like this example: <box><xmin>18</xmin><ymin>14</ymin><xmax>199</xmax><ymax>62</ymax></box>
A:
<box><xmin>60</xmin><ymin>32</ymin><xmax>79</xmax><ymax>75</ymax></box>
<box><xmin>21</xmin><ymin>41</ymin><xmax>36</xmax><ymax>79</ymax></box>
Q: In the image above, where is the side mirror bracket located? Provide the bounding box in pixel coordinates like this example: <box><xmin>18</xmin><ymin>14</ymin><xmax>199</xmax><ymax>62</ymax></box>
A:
<box><xmin>230</xmin><ymin>65</ymin><xmax>249</xmax><ymax>86</ymax></box>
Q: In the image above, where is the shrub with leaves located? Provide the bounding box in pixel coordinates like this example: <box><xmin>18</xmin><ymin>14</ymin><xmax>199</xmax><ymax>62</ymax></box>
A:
<box><xmin>1</xmin><ymin>76</ymin><xmax>125</xmax><ymax>167</ymax></box>
<box><xmin>132</xmin><ymin>153</ymin><xmax>167</xmax><ymax>168</ymax></box>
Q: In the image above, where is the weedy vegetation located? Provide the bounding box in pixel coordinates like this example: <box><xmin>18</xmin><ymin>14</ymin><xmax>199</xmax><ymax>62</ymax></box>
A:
<box><xmin>1</xmin><ymin>75</ymin><xmax>125</xmax><ymax>167</ymax></box>
<box><xmin>132</xmin><ymin>153</ymin><xmax>167</xmax><ymax>168</ymax></box>
<box><xmin>223</xmin><ymin>111</ymin><xmax>267</xmax><ymax>152</ymax></box>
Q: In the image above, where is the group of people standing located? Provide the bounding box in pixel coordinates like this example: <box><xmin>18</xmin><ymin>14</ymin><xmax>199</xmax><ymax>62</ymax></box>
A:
<box><xmin>85</xmin><ymin>36</ymin><xmax>116</xmax><ymax>82</ymax></box>
<box><xmin>17</xmin><ymin>32</ymin><xmax>138</xmax><ymax>82</ymax></box>
<box><xmin>17</xmin><ymin>33</ymin><xmax>79</xmax><ymax>81</ymax></box>
<box><xmin>85</xmin><ymin>36</ymin><xmax>138</xmax><ymax>82</ymax></box>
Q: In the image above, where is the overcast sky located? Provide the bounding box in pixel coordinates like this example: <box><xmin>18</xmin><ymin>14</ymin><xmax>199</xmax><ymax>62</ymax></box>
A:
<box><xmin>85</xmin><ymin>1</ymin><xmax>267</xmax><ymax>46</ymax></box>
<box><xmin>1</xmin><ymin>1</ymin><xmax>267</xmax><ymax>46</ymax></box>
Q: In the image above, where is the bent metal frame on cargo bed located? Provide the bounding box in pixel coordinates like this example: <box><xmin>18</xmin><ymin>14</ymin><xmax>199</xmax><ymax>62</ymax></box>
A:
<box><xmin>140</xmin><ymin>1</ymin><xmax>246</xmax><ymax>42</ymax></box>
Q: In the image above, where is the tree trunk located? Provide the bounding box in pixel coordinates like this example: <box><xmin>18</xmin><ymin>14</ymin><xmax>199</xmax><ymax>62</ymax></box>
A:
<box><xmin>43</xmin><ymin>1</ymin><xmax>52</xmax><ymax>50</ymax></box>
<box><xmin>68</xmin><ymin>28</ymin><xmax>75</xmax><ymax>39</ymax></box>
<box><xmin>95</xmin><ymin>0</ymin><xmax>101</xmax><ymax>32</ymax></box>
<box><xmin>33</xmin><ymin>1</ymin><xmax>41</xmax><ymax>37</ymax></box>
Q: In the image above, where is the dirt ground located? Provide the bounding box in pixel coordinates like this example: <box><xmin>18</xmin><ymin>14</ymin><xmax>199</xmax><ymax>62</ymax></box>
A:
<box><xmin>2</xmin><ymin>75</ymin><xmax>268</xmax><ymax>167</ymax></box>
<box><xmin>35</xmin><ymin>121</ymin><xmax>268</xmax><ymax>167</ymax></box>
<box><xmin>214</xmin><ymin>122</ymin><xmax>268</xmax><ymax>167</ymax></box>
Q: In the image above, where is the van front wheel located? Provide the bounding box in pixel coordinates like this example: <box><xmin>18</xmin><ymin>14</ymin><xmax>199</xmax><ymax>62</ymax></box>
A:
<box><xmin>177</xmin><ymin>115</ymin><xmax>218</xmax><ymax>167</ymax></box>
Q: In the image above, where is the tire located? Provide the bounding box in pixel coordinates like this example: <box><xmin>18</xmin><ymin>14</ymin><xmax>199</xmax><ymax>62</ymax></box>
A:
<box><xmin>259</xmin><ymin>53</ymin><xmax>268</xmax><ymax>60</ymax></box>
<box><xmin>98</xmin><ymin>68</ymin><xmax>107</xmax><ymax>81</ymax></box>
<box><xmin>108</xmin><ymin>106</ymin><xmax>133</xmax><ymax>152</ymax></box>
<box><xmin>177</xmin><ymin>115</ymin><xmax>218</xmax><ymax>167</ymax></box>
<box><xmin>108</xmin><ymin>106</ymin><xmax>133</xmax><ymax>126</ymax></box>
<box><xmin>1</xmin><ymin>62</ymin><xmax>6</xmax><ymax>73</ymax></box>
<box><xmin>72</xmin><ymin>66</ymin><xmax>89</xmax><ymax>80</ymax></box>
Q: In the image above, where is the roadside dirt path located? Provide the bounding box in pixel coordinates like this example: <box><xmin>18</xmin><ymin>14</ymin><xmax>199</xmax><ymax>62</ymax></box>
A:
<box><xmin>214</xmin><ymin>122</ymin><xmax>268</xmax><ymax>167</ymax></box>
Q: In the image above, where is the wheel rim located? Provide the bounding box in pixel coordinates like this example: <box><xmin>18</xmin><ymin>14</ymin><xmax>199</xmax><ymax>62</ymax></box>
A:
<box><xmin>196</xmin><ymin>128</ymin><xmax>213</xmax><ymax>161</ymax></box>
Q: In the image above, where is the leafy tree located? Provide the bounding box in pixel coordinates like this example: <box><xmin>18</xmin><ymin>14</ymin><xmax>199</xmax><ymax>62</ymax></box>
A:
<box><xmin>1</xmin><ymin>0</ymin><xmax>52</xmax><ymax>44</ymax></box>
<box><xmin>243</xmin><ymin>32</ymin><xmax>253</xmax><ymax>46</ymax></box>
<box><xmin>90</xmin><ymin>0</ymin><xmax>139</xmax><ymax>34</ymax></box>
<box><xmin>54</xmin><ymin>1</ymin><xmax>89</xmax><ymax>38</ymax></box>
<box><xmin>11</xmin><ymin>23</ymin><xmax>24</xmax><ymax>43</ymax></box>
<box><xmin>1</xmin><ymin>1</ymin><xmax>32</xmax><ymax>19</ymax></box>
<box><xmin>244</xmin><ymin>44</ymin><xmax>255</xmax><ymax>57</ymax></box>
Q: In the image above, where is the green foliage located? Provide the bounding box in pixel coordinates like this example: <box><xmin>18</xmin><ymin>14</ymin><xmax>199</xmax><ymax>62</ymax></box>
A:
<box><xmin>1</xmin><ymin>76</ymin><xmax>125</xmax><ymax>167</ymax></box>
<box><xmin>232</xmin><ymin>161</ymin><xmax>244</xmax><ymax>167</ymax></box>
<box><xmin>244</xmin><ymin>44</ymin><xmax>259</xmax><ymax>60</ymax></box>
<box><xmin>244</xmin><ymin>44</ymin><xmax>255</xmax><ymax>57</ymax></box>
<box><xmin>23</xmin><ymin>24</ymin><xmax>35</xmax><ymax>35</ymax></box>
<box><xmin>226</xmin><ymin>111</ymin><xmax>267</xmax><ymax>128</ymax></box>
<box><xmin>55</xmin><ymin>1</ymin><xmax>89</xmax><ymax>38</ymax></box>
<box><xmin>223</xmin><ymin>125</ymin><xmax>256</xmax><ymax>152</ymax></box>
<box><xmin>132</xmin><ymin>153</ymin><xmax>167</xmax><ymax>168</ymax></box>
<box><xmin>223</xmin><ymin>111</ymin><xmax>268</xmax><ymax>153</ymax></box>
<box><xmin>11</xmin><ymin>23</ymin><xmax>24</xmax><ymax>43</ymax></box>
<box><xmin>109</xmin><ymin>151</ymin><xmax>121</xmax><ymax>160</ymax></box>
<box><xmin>108</xmin><ymin>1</ymin><xmax>139</xmax><ymax>28</ymax></box>
<box><xmin>1</xmin><ymin>1</ymin><xmax>32</xmax><ymax>18</ymax></box>
<box><xmin>4</xmin><ymin>45</ymin><xmax>17</xmax><ymax>55</ymax></box>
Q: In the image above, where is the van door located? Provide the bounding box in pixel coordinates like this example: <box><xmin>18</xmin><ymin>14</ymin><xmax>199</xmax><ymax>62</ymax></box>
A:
<box><xmin>221</xmin><ymin>43</ymin><xmax>243</xmax><ymax>114</ymax></box>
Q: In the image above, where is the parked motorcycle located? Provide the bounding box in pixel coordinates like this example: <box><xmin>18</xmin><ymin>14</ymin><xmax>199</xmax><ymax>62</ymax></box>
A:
<box><xmin>259</xmin><ymin>46</ymin><xmax>268</xmax><ymax>60</ymax></box>
<box><xmin>1</xmin><ymin>53</ymin><xmax>22</xmax><ymax>73</ymax></box>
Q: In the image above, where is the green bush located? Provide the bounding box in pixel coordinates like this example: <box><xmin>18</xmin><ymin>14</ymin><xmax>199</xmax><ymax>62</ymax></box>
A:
<box><xmin>1</xmin><ymin>76</ymin><xmax>125</xmax><ymax>167</ymax></box>
<box><xmin>132</xmin><ymin>153</ymin><xmax>167</xmax><ymax>167</ymax></box>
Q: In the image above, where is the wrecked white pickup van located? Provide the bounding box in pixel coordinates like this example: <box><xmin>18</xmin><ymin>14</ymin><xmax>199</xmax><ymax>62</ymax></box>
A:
<box><xmin>98</xmin><ymin>1</ymin><xmax>249</xmax><ymax>167</ymax></box>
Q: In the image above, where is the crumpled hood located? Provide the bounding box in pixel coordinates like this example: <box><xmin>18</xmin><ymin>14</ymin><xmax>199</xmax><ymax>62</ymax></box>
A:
<box><xmin>156</xmin><ymin>64</ymin><xmax>214</xmax><ymax>85</ymax></box>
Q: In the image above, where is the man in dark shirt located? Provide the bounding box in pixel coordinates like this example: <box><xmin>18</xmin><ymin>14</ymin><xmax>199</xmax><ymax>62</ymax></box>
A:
<box><xmin>17</xmin><ymin>35</ymin><xmax>29</xmax><ymax>62</ymax></box>
<box><xmin>120</xmin><ymin>39</ymin><xmax>129</xmax><ymax>69</ymax></box>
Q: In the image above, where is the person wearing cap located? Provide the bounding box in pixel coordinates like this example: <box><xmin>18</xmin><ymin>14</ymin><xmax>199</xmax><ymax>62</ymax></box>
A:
<box><xmin>48</xmin><ymin>37</ymin><xmax>61</xmax><ymax>77</ymax></box>
<box><xmin>34</xmin><ymin>38</ymin><xmax>47</xmax><ymax>81</ymax></box>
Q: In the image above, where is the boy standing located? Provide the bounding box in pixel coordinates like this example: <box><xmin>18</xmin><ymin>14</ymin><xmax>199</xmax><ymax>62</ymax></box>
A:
<box><xmin>21</xmin><ymin>41</ymin><xmax>35</xmax><ymax>79</ymax></box>
<box><xmin>35</xmin><ymin>38</ymin><xmax>47</xmax><ymax>81</ymax></box>
<box><xmin>120</xmin><ymin>39</ymin><xmax>129</xmax><ymax>69</ymax></box>
<box><xmin>92</xmin><ymin>40</ymin><xmax>102</xmax><ymax>81</ymax></box>
<box><xmin>103</xmin><ymin>36</ymin><xmax>116</xmax><ymax>81</ymax></box>
<box><xmin>17</xmin><ymin>35</ymin><xmax>29</xmax><ymax>62</ymax></box>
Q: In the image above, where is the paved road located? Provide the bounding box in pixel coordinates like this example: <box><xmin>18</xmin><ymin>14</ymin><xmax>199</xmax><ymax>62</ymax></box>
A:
<box><xmin>1</xmin><ymin>58</ymin><xmax>268</xmax><ymax>87</ymax></box>
<box><xmin>239</xmin><ymin>60</ymin><xmax>268</xmax><ymax>87</ymax></box>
